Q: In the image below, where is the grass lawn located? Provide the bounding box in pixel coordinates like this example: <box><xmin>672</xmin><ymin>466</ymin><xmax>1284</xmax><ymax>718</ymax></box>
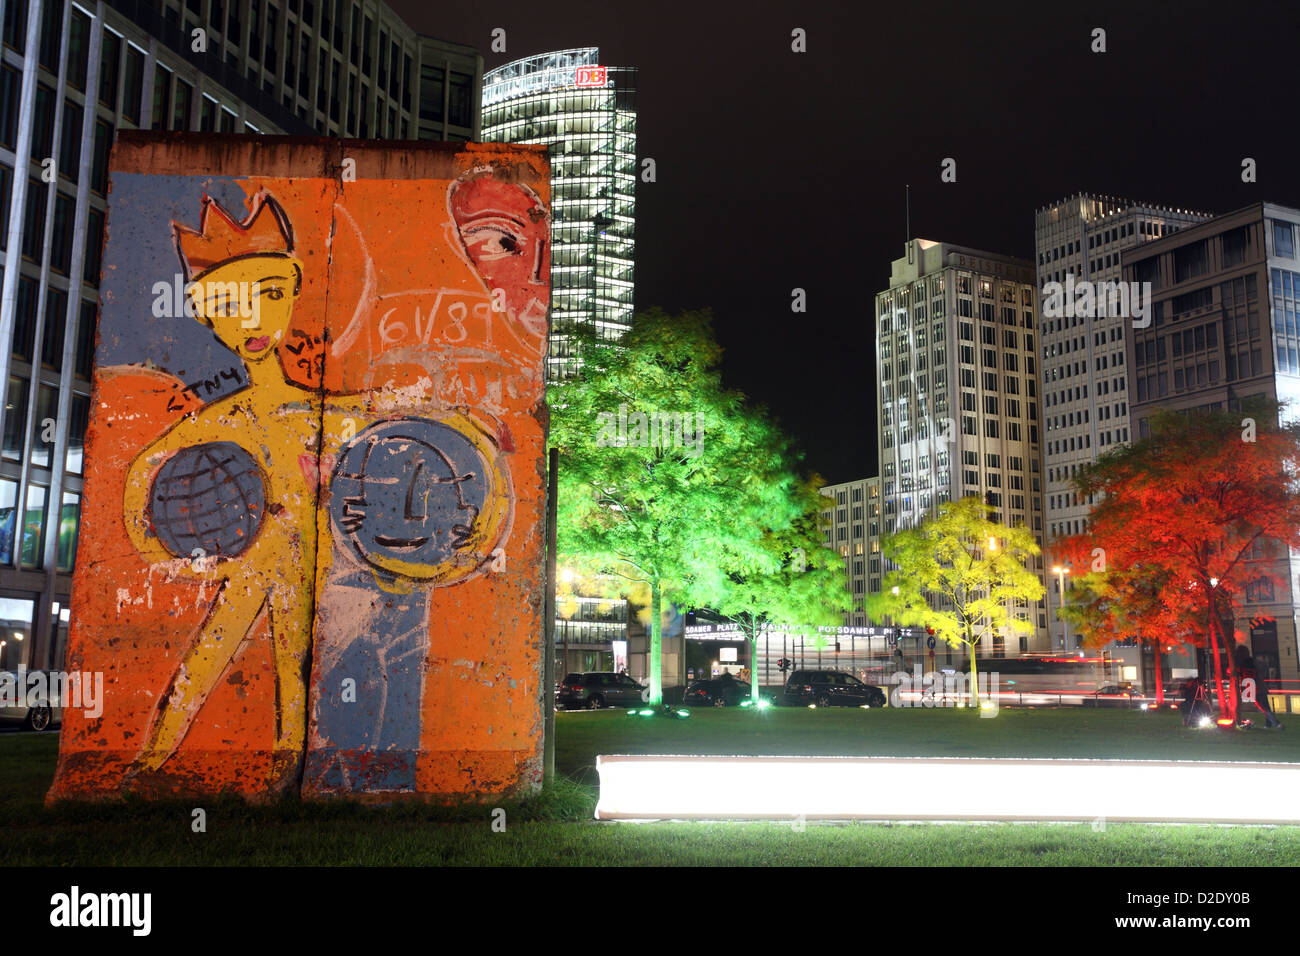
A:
<box><xmin>3</xmin><ymin>707</ymin><xmax>1299</xmax><ymax>866</ymax></box>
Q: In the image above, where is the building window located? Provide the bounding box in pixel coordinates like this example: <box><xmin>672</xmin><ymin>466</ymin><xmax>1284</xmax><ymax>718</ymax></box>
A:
<box><xmin>449</xmin><ymin>71</ymin><xmax>472</xmax><ymax>128</ymax></box>
<box><xmin>30</xmin><ymin>384</ymin><xmax>58</xmax><ymax>467</ymax></box>
<box><xmin>3</xmin><ymin>376</ymin><xmax>29</xmax><ymax>460</ymax></box>
<box><xmin>172</xmin><ymin>78</ymin><xmax>194</xmax><ymax>131</ymax></box>
<box><xmin>41</xmin><ymin>287</ymin><xmax>66</xmax><ymax>369</ymax></box>
<box><xmin>74</xmin><ymin>300</ymin><xmax>96</xmax><ymax>379</ymax></box>
<box><xmin>31</xmin><ymin>83</ymin><xmax>55</xmax><ymax>160</ymax></box>
<box><xmin>1274</xmin><ymin>221</ymin><xmax>1295</xmax><ymax>259</ymax></box>
<box><xmin>22</xmin><ymin>178</ymin><xmax>47</xmax><ymax>263</ymax></box>
<box><xmin>91</xmin><ymin>121</ymin><xmax>113</xmax><ymax>195</ymax></box>
<box><xmin>96</xmin><ymin>35</ymin><xmax>121</xmax><ymax>105</ymax></box>
<box><xmin>67</xmin><ymin>8</ymin><xmax>92</xmax><ymax>91</ymax></box>
<box><xmin>14</xmin><ymin>278</ymin><xmax>37</xmax><ymax>358</ymax></box>
<box><xmin>122</xmin><ymin>45</ymin><xmax>145</xmax><ymax>126</ymax></box>
<box><xmin>37</xmin><ymin>0</ymin><xmax>62</xmax><ymax>71</ymax></box>
<box><xmin>200</xmin><ymin>95</ymin><xmax>217</xmax><ymax>131</ymax></box>
<box><xmin>58</xmin><ymin>100</ymin><xmax>82</xmax><ymax>185</ymax></box>
<box><xmin>57</xmin><ymin>490</ymin><xmax>80</xmax><ymax>571</ymax></box>
<box><xmin>49</xmin><ymin>194</ymin><xmax>73</xmax><ymax>274</ymax></box>
<box><xmin>21</xmin><ymin>482</ymin><xmax>47</xmax><ymax>569</ymax></box>
<box><xmin>0</xmin><ymin>479</ymin><xmax>16</xmax><ymax>567</ymax></box>
<box><xmin>151</xmin><ymin>66</ymin><xmax>172</xmax><ymax>129</ymax></box>
<box><xmin>0</xmin><ymin>65</ymin><xmax>19</xmax><ymax>148</ymax></box>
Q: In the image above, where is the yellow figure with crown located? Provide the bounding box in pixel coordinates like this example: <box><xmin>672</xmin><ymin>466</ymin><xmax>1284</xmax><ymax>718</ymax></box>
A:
<box><xmin>121</xmin><ymin>191</ymin><xmax>326</xmax><ymax>790</ymax></box>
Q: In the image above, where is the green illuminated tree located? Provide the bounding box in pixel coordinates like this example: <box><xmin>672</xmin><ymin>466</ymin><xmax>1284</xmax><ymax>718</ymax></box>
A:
<box><xmin>864</xmin><ymin>496</ymin><xmax>1044</xmax><ymax>706</ymax></box>
<box><xmin>549</xmin><ymin>309</ymin><xmax>810</xmax><ymax>706</ymax></box>
<box><xmin>701</xmin><ymin>475</ymin><xmax>852</xmax><ymax>703</ymax></box>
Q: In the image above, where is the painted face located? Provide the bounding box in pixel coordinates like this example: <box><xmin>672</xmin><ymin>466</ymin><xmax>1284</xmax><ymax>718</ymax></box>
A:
<box><xmin>450</xmin><ymin>176</ymin><xmax>550</xmax><ymax>339</ymax></box>
<box><xmin>330</xmin><ymin>418</ymin><xmax>510</xmax><ymax>583</ymax></box>
<box><xmin>188</xmin><ymin>255</ymin><xmax>303</xmax><ymax>362</ymax></box>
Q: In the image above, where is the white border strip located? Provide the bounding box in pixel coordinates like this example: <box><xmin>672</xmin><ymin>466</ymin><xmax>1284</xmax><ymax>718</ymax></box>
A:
<box><xmin>594</xmin><ymin>755</ymin><xmax>1300</xmax><ymax>824</ymax></box>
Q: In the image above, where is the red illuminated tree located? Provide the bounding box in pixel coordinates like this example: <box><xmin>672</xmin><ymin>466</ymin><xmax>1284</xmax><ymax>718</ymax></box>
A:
<box><xmin>1056</xmin><ymin>403</ymin><xmax>1300</xmax><ymax>723</ymax></box>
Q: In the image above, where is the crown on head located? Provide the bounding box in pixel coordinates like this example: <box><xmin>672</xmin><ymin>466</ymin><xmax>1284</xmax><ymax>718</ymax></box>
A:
<box><xmin>173</xmin><ymin>191</ymin><xmax>295</xmax><ymax>281</ymax></box>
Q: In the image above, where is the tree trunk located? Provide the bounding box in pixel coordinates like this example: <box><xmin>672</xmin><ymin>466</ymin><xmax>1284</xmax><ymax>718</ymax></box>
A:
<box><xmin>1209</xmin><ymin>608</ymin><xmax>1238</xmax><ymax>723</ymax></box>
<box><xmin>749</xmin><ymin>624</ymin><xmax>760</xmax><ymax>703</ymax></box>
<box><xmin>1206</xmin><ymin>598</ymin><xmax>1228</xmax><ymax>724</ymax></box>
<box><xmin>649</xmin><ymin>579</ymin><xmax>663</xmax><ymax>706</ymax></box>
<box><xmin>967</xmin><ymin>628</ymin><xmax>980</xmax><ymax>709</ymax></box>
<box><xmin>1153</xmin><ymin>642</ymin><xmax>1164</xmax><ymax>707</ymax></box>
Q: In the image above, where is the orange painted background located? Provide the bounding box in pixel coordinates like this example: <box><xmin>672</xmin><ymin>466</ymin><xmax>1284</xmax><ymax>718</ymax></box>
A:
<box><xmin>48</xmin><ymin>136</ymin><xmax>549</xmax><ymax>801</ymax></box>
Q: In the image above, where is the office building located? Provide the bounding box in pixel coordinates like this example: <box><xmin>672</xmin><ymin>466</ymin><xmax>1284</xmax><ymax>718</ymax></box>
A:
<box><xmin>819</xmin><ymin>475</ymin><xmax>882</xmax><ymax>626</ymax></box>
<box><xmin>876</xmin><ymin>239</ymin><xmax>1049</xmax><ymax>654</ymax></box>
<box><xmin>1123</xmin><ymin>202</ymin><xmax>1300</xmax><ymax>683</ymax></box>
<box><xmin>416</xmin><ymin>33</ymin><xmax>481</xmax><ymax>141</ymax></box>
<box><xmin>0</xmin><ymin>0</ymin><xmax>479</xmax><ymax>677</ymax></box>
<box><xmin>1033</xmin><ymin>194</ymin><xmax>1210</xmax><ymax>649</ymax></box>
<box><xmin>480</xmin><ymin>47</ymin><xmax>637</xmax><ymax>381</ymax></box>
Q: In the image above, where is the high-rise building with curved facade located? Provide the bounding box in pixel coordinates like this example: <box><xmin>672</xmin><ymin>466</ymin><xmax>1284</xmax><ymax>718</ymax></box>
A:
<box><xmin>480</xmin><ymin>47</ymin><xmax>636</xmax><ymax>381</ymax></box>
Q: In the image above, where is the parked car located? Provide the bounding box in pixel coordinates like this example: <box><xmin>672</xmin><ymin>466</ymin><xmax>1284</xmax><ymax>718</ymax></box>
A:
<box><xmin>556</xmin><ymin>672</ymin><xmax>648</xmax><ymax>710</ymax></box>
<box><xmin>0</xmin><ymin>670</ymin><xmax>59</xmax><ymax>731</ymax></box>
<box><xmin>783</xmin><ymin>669</ymin><xmax>886</xmax><ymax>708</ymax></box>
<box><xmin>682</xmin><ymin>675</ymin><xmax>753</xmax><ymax>707</ymax></box>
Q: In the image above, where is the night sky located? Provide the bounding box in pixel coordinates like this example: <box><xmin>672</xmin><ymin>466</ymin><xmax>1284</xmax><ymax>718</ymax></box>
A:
<box><xmin>393</xmin><ymin>0</ymin><xmax>1300</xmax><ymax>484</ymax></box>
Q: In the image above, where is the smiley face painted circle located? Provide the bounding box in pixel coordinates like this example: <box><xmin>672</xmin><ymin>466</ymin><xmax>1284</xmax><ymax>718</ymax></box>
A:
<box><xmin>329</xmin><ymin>417</ymin><xmax>510</xmax><ymax>583</ymax></box>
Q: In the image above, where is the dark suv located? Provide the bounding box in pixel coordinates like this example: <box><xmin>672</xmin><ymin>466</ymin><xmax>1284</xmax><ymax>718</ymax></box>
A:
<box><xmin>557</xmin><ymin>672</ymin><xmax>648</xmax><ymax>710</ymax></box>
<box><xmin>784</xmin><ymin>670</ymin><xmax>886</xmax><ymax>708</ymax></box>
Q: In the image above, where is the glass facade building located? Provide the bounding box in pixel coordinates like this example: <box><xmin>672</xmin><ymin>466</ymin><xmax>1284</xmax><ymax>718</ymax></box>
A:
<box><xmin>0</xmin><ymin>0</ymin><xmax>479</xmax><ymax>677</ymax></box>
<box><xmin>480</xmin><ymin>47</ymin><xmax>636</xmax><ymax>381</ymax></box>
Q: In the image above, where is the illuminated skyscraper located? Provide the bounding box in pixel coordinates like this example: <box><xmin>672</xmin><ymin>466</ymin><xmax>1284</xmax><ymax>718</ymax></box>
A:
<box><xmin>480</xmin><ymin>47</ymin><xmax>637</xmax><ymax>380</ymax></box>
<box><xmin>876</xmin><ymin>240</ymin><xmax>1050</xmax><ymax>654</ymax></box>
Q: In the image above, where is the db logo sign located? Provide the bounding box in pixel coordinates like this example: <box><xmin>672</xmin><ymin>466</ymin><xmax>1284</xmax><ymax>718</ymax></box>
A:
<box><xmin>641</xmin><ymin>685</ymin><xmax>651</xmax><ymax>703</ymax></box>
<box><xmin>575</xmin><ymin>65</ymin><xmax>607</xmax><ymax>87</ymax></box>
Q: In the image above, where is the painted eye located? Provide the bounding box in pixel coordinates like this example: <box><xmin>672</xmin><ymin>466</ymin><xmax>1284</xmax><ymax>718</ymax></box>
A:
<box><xmin>461</xmin><ymin>222</ymin><xmax>524</xmax><ymax>259</ymax></box>
<box><xmin>266</xmin><ymin>288</ymin><xmax>284</xmax><ymax>301</ymax></box>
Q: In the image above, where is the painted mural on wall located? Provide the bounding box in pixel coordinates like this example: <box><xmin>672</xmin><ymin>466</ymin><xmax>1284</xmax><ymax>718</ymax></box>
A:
<box><xmin>47</xmin><ymin>136</ymin><xmax>550</xmax><ymax>800</ymax></box>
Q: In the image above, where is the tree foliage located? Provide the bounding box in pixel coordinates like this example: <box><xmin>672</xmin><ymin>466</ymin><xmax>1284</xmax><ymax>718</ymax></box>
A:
<box><xmin>1055</xmin><ymin>403</ymin><xmax>1300</xmax><ymax>721</ymax></box>
<box><xmin>548</xmin><ymin>309</ymin><xmax>826</xmax><ymax>705</ymax></box>
<box><xmin>864</xmin><ymin>496</ymin><xmax>1044</xmax><ymax>705</ymax></box>
<box><xmin>703</xmin><ymin>475</ymin><xmax>851</xmax><ymax>700</ymax></box>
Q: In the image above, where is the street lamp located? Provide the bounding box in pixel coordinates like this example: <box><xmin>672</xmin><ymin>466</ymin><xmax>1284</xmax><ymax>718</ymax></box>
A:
<box><xmin>1051</xmin><ymin>566</ymin><xmax>1070</xmax><ymax>650</ymax></box>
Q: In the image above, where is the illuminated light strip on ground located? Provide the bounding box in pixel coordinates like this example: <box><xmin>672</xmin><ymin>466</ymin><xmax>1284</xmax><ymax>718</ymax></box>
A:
<box><xmin>594</xmin><ymin>755</ymin><xmax>1300</xmax><ymax>823</ymax></box>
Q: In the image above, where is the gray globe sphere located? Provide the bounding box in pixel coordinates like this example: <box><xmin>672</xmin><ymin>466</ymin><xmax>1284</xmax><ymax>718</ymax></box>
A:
<box><xmin>149</xmin><ymin>441</ymin><xmax>265</xmax><ymax>559</ymax></box>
